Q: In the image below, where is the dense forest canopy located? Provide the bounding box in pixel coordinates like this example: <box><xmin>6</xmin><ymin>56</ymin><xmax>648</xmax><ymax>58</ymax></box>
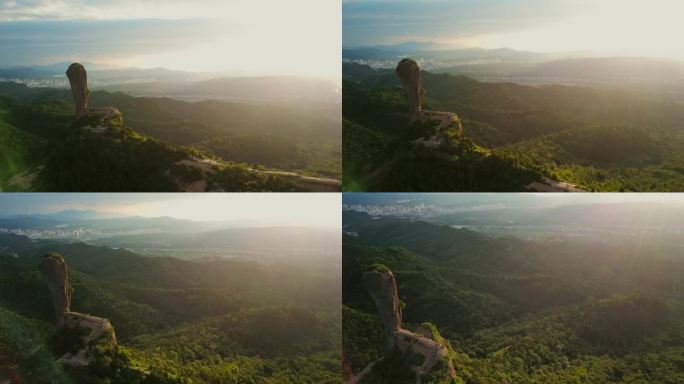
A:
<box><xmin>0</xmin><ymin>81</ymin><xmax>340</xmax><ymax>191</ymax></box>
<box><xmin>343</xmin><ymin>209</ymin><xmax>684</xmax><ymax>383</ymax></box>
<box><xmin>343</xmin><ymin>63</ymin><xmax>684</xmax><ymax>191</ymax></box>
<box><xmin>0</xmin><ymin>232</ymin><xmax>341</xmax><ymax>383</ymax></box>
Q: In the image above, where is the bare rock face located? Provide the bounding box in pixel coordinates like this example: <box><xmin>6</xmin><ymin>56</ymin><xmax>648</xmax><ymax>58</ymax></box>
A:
<box><xmin>396</xmin><ymin>59</ymin><xmax>424</xmax><ymax>122</ymax></box>
<box><xmin>75</xmin><ymin>107</ymin><xmax>124</xmax><ymax>134</ymax></box>
<box><xmin>39</xmin><ymin>253</ymin><xmax>117</xmax><ymax>368</ymax></box>
<box><xmin>39</xmin><ymin>253</ymin><xmax>72</xmax><ymax>327</ymax></box>
<box><xmin>66</xmin><ymin>63</ymin><xmax>89</xmax><ymax>117</ymax></box>
<box><xmin>57</xmin><ymin>313</ymin><xmax>117</xmax><ymax>367</ymax></box>
<box><xmin>362</xmin><ymin>266</ymin><xmax>402</xmax><ymax>348</ymax></box>
<box><xmin>396</xmin><ymin>59</ymin><xmax>465</xmax><ymax>146</ymax></box>
<box><xmin>362</xmin><ymin>265</ymin><xmax>457</xmax><ymax>384</ymax></box>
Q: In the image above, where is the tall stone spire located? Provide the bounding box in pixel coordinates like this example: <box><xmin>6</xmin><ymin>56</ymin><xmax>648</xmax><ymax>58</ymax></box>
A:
<box><xmin>66</xmin><ymin>63</ymin><xmax>89</xmax><ymax>117</ymax></box>
<box><xmin>363</xmin><ymin>265</ymin><xmax>402</xmax><ymax>349</ymax></box>
<box><xmin>396</xmin><ymin>58</ymin><xmax>424</xmax><ymax>123</ymax></box>
<box><xmin>39</xmin><ymin>252</ymin><xmax>72</xmax><ymax>327</ymax></box>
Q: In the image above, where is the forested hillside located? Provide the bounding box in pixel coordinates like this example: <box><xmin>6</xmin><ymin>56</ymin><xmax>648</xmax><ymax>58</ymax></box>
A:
<box><xmin>0</xmin><ymin>82</ymin><xmax>340</xmax><ymax>191</ymax></box>
<box><xmin>0</xmin><ymin>235</ymin><xmax>341</xmax><ymax>383</ymax></box>
<box><xmin>342</xmin><ymin>80</ymin><xmax>538</xmax><ymax>191</ymax></box>
<box><xmin>343</xmin><ymin>211</ymin><xmax>684</xmax><ymax>383</ymax></box>
<box><xmin>343</xmin><ymin>63</ymin><xmax>684</xmax><ymax>191</ymax></box>
<box><xmin>0</xmin><ymin>97</ymin><xmax>45</xmax><ymax>190</ymax></box>
<box><xmin>84</xmin><ymin>91</ymin><xmax>340</xmax><ymax>178</ymax></box>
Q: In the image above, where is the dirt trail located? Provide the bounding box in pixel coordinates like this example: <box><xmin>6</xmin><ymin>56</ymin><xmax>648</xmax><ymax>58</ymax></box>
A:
<box><xmin>527</xmin><ymin>176</ymin><xmax>585</xmax><ymax>192</ymax></box>
<box><xmin>177</xmin><ymin>157</ymin><xmax>341</xmax><ymax>192</ymax></box>
<box><xmin>250</xmin><ymin>168</ymin><xmax>341</xmax><ymax>192</ymax></box>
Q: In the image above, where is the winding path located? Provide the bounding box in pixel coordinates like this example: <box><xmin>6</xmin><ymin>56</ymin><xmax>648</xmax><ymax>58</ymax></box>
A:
<box><xmin>177</xmin><ymin>157</ymin><xmax>341</xmax><ymax>192</ymax></box>
<box><xmin>526</xmin><ymin>176</ymin><xmax>585</xmax><ymax>192</ymax></box>
<box><xmin>250</xmin><ymin>169</ymin><xmax>341</xmax><ymax>192</ymax></box>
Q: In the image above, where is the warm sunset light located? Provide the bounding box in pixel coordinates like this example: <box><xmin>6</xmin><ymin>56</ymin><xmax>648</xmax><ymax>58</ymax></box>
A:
<box><xmin>478</xmin><ymin>0</ymin><xmax>684</xmax><ymax>58</ymax></box>
<box><xmin>0</xmin><ymin>192</ymin><xmax>341</xmax><ymax>382</ymax></box>
<box><xmin>0</xmin><ymin>193</ymin><xmax>342</xmax><ymax>228</ymax></box>
<box><xmin>343</xmin><ymin>0</ymin><xmax>684</xmax><ymax>193</ymax></box>
<box><xmin>344</xmin><ymin>0</ymin><xmax>684</xmax><ymax>58</ymax></box>
<box><xmin>0</xmin><ymin>0</ymin><xmax>341</xmax><ymax>79</ymax></box>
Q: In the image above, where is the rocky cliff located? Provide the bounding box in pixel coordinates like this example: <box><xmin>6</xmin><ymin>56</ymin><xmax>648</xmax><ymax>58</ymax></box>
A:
<box><xmin>39</xmin><ymin>253</ymin><xmax>72</xmax><ymax>327</ymax></box>
<box><xmin>66</xmin><ymin>63</ymin><xmax>88</xmax><ymax>117</ymax></box>
<box><xmin>362</xmin><ymin>265</ymin><xmax>402</xmax><ymax>349</ymax></box>
<box><xmin>396</xmin><ymin>58</ymin><xmax>425</xmax><ymax>123</ymax></box>
<box><xmin>396</xmin><ymin>58</ymin><xmax>464</xmax><ymax>145</ymax></box>
<box><xmin>39</xmin><ymin>252</ymin><xmax>117</xmax><ymax>368</ymax></box>
<box><xmin>361</xmin><ymin>265</ymin><xmax>456</xmax><ymax>384</ymax></box>
<box><xmin>73</xmin><ymin>107</ymin><xmax>124</xmax><ymax>134</ymax></box>
<box><xmin>56</xmin><ymin>313</ymin><xmax>117</xmax><ymax>368</ymax></box>
<box><xmin>65</xmin><ymin>64</ymin><xmax>124</xmax><ymax>135</ymax></box>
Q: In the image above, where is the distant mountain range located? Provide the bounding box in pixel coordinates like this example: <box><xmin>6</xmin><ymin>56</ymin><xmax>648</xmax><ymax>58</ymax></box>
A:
<box><xmin>0</xmin><ymin>209</ymin><xmax>259</xmax><ymax>230</ymax></box>
<box><xmin>3</xmin><ymin>209</ymin><xmax>126</xmax><ymax>221</ymax></box>
<box><xmin>1</xmin><ymin>62</ymin><xmax>229</xmax><ymax>81</ymax></box>
<box><xmin>0</xmin><ymin>63</ymin><xmax>340</xmax><ymax>103</ymax></box>
<box><xmin>0</xmin><ymin>211</ymin><xmax>342</xmax><ymax>262</ymax></box>
<box><xmin>0</xmin><ymin>211</ymin><xmax>206</xmax><ymax>239</ymax></box>
<box><xmin>344</xmin><ymin>44</ymin><xmax>560</xmax><ymax>63</ymax></box>
<box><xmin>343</xmin><ymin>44</ymin><xmax>684</xmax><ymax>87</ymax></box>
<box><xmin>344</xmin><ymin>201</ymin><xmax>684</xmax><ymax>246</ymax></box>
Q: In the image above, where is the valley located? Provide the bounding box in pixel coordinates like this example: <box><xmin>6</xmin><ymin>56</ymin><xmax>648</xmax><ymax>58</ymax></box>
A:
<box><xmin>342</xmin><ymin>195</ymin><xmax>684</xmax><ymax>383</ymax></box>
<box><xmin>0</xmin><ymin>74</ymin><xmax>341</xmax><ymax>192</ymax></box>
<box><xmin>343</xmin><ymin>62</ymin><xmax>684</xmax><ymax>191</ymax></box>
<box><xmin>0</xmin><ymin>206</ymin><xmax>342</xmax><ymax>384</ymax></box>
<box><xmin>0</xmin><ymin>236</ymin><xmax>340</xmax><ymax>383</ymax></box>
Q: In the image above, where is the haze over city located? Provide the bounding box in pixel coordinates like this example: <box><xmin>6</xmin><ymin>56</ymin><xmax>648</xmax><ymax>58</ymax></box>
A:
<box><xmin>0</xmin><ymin>193</ymin><xmax>342</xmax><ymax>228</ymax></box>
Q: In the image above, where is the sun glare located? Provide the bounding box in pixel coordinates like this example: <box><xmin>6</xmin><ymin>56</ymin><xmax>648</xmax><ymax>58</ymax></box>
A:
<box><xmin>475</xmin><ymin>0</ymin><xmax>684</xmax><ymax>58</ymax></box>
<box><xmin>113</xmin><ymin>194</ymin><xmax>342</xmax><ymax>228</ymax></box>
<box><xmin>0</xmin><ymin>0</ymin><xmax>340</xmax><ymax>79</ymax></box>
<box><xmin>120</xmin><ymin>0</ymin><xmax>341</xmax><ymax>79</ymax></box>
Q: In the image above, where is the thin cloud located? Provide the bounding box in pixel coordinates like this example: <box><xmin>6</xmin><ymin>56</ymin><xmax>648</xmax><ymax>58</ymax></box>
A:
<box><xmin>0</xmin><ymin>18</ymin><xmax>221</xmax><ymax>67</ymax></box>
<box><xmin>0</xmin><ymin>0</ymin><xmax>193</xmax><ymax>21</ymax></box>
<box><xmin>343</xmin><ymin>0</ymin><xmax>580</xmax><ymax>47</ymax></box>
<box><xmin>0</xmin><ymin>0</ymin><xmax>340</xmax><ymax>79</ymax></box>
<box><xmin>343</xmin><ymin>0</ymin><xmax>684</xmax><ymax>60</ymax></box>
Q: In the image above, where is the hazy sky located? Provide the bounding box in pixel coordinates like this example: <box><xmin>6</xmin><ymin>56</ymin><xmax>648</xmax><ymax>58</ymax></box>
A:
<box><xmin>0</xmin><ymin>0</ymin><xmax>341</xmax><ymax>79</ymax></box>
<box><xmin>0</xmin><ymin>193</ymin><xmax>342</xmax><ymax>228</ymax></box>
<box><xmin>344</xmin><ymin>0</ymin><xmax>684</xmax><ymax>59</ymax></box>
<box><xmin>343</xmin><ymin>193</ymin><xmax>684</xmax><ymax>210</ymax></box>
